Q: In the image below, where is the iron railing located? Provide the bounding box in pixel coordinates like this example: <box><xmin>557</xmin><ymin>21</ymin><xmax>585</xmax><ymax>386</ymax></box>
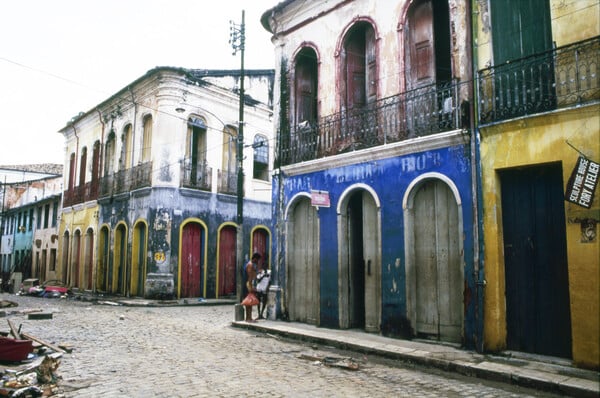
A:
<box><xmin>181</xmin><ymin>158</ymin><xmax>212</xmax><ymax>191</ymax></box>
<box><xmin>279</xmin><ymin>79</ymin><xmax>464</xmax><ymax>166</ymax></box>
<box><xmin>478</xmin><ymin>36</ymin><xmax>599</xmax><ymax>124</ymax></box>
<box><xmin>98</xmin><ymin>161</ymin><xmax>153</xmax><ymax>198</ymax></box>
<box><xmin>217</xmin><ymin>169</ymin><xmax>237</xmax><ymax>195</ymax></box>
<box><xmin>63</xmin><ymin>180</ymin><xmax>99</xmax><ymax>207</ymax></box>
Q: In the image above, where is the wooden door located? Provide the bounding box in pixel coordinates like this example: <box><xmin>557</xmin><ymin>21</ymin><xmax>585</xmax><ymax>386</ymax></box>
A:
<box><xmin>114</xmin><ymin>225</ymin><xmax>126</xmax><ymax>294</ymax></box>
<box><xmin>218</xmin><ymin>226</ymin><xmax>236</xmax><ymax>297</ymax></box>
<box><xmin>97</xmin><ymin>227</ymin><xmax>109</xmax><ymax>292</ymax></box>
<box><xmin>181</xmin><ymin>223</ymin><xmax>203</xmax><ymax>298</ymax></box>
<box><xmin>131</xmin><ymin>223</ymin><xmax>147</xmax><ymax>297</ymax></box>
<box><xmin>414</xmin><ymin>180</ymin><xmax>462</xmax><ymax>342</ymax></box>
<box><xmin>347</xmin><ymin>193</ymin><xmax>365</xmax><ymax>328</ymax></box>
<box><xmin>72</xmin><ymin>231</ymin><xmax>81</xmax><ymax>288</ymax></box>
<box><xmin>362</xmin><ymin>192</ymin><xmax>381</xmax><ymax>332</ymax></box>
<box><xmin>500</xmin><ymin>164</ymin><xmax>572</xmax><ymax>358</ymax></box>
<box><xmin>288</xmin><ymin>199</ymin><xmax>319</xmax><ymax>324</ymax></box>
<box><xmin>252</xmin><ymin>228</ymin><xmax>268</xmax><ymax>269</ymax></box>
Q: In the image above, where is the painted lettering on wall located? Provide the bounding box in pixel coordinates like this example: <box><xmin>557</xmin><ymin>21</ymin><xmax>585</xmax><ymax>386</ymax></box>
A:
<box><xmin>401</xmin><ymin>152</ymin><xmax>442</xmax><ymax>173</ymax></box>
<box><xmin>565</xmin><ymin>156</ymin><xmax>599</xmax><ymax>209</ymax></box>
<box><xmin>335</xmin><ymin>163</ymin><xmax>379</xmax><ymax>183</ymax></box>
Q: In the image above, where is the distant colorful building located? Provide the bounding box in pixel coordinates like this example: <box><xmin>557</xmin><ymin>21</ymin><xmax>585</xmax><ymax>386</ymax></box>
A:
<box><xmin>58</xmin><ymin>67</ymin><xmax>274</xmax><ymax>299</ymax></box>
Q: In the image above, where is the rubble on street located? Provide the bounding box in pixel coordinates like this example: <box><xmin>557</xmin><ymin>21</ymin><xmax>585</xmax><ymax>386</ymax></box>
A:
<box><xmin>0</xmin><ymin>300</ymin><xmax>63</xmax><ymax>397</ymax></box>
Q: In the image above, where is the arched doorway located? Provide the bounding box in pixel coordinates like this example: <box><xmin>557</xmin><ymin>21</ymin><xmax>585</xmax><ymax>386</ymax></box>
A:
<box><xmin>83</xmin><ymin>228</ymin><xmax>94</xmax><ymax>290</ymax></box>
<box><xmin>217</xmin><ymin>224</ymin><xmax>237</xmax><ymax>297</ymax></box>
<box><xmin>71</xmin><ymin>230</ymin><xmax>81</xmax><ymax>288</ymax></box>
<box><xmin>338</xmin><ymin>186</ymin><xmax>381</xmax><ymax>332</ymax></box>
<box><xmin>286</xmin><ymin>196</ymin><xmax>319</xmax><ymax>324</ymax></box>
<box><xmin>131</xmin><ymin>221</ymin><xmax>148</xmax><ymax>297</ymax></box>
<box><xmin>251</xmin><ymin>226</ymin><xmax>270</xmax><ymax>268</ymax></box>
<box><xmin>180</xmin><ymin>220</ymin><xmax>206</xmax><ymax>298</ymax></box>
<box><xmin>61</xmin><ymin>231</ymin><xmax>70</xmax><ymax>285</ymax></box>
<box><xmin>112</xmin><ymin>223</ymin><xmax>127</xmax><ymax>295</ymax></box>
<box><xmin>404</xmin><ymin>175</ymin><xmax>463</xmax><ymax>343</ymax></box>
<box><xmin>97</xmin><ymin>226</ymin><xmax>109</xmax><ymax>292</ymax></box>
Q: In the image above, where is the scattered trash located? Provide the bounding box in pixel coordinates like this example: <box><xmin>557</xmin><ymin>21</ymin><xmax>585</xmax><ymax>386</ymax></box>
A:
<box><xmin>0</xmin><ymin>317</ymin><xmax>64</xmax><ymax>397</ymax></box>
<box><xmin>17</xmin><ymin>279</ymin><xmax>71</xmax><ymax>299</ymax></box>
<box><xmin>298</xmin><ymin>353</ymin><xmax>360</xmax><ymax>371</ymax></box>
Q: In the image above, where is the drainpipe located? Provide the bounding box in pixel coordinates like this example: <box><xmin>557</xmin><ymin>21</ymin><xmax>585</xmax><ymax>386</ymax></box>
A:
<box><xmin>469</xmin><ymin>0</ymin><xmax>485</xmax><ymax>353</ymax></box>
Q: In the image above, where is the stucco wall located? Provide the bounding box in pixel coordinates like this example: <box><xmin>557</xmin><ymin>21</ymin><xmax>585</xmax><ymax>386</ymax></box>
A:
<box><xmin>480</xmin><ymin>105</ymin><xmax>600</xmax><ymax>368</ymax></box>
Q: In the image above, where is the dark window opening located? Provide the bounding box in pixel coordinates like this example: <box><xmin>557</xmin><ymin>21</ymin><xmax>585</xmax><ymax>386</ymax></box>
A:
<box><xmin>253</xmin><ymin>135</ymin><xmax>269</xmax><ymax>181</ymax></box>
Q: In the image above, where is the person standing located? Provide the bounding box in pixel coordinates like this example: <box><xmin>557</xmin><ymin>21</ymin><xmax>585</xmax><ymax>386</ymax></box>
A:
<box><xmin>255</xmin><ymin>262</ymin><xmax>271</xmax><ymax>319</ymax></box>
<box><xmin>243</xmin><ymin>252</ymin><xmax>260</xmax><ymax>322</ymax></box>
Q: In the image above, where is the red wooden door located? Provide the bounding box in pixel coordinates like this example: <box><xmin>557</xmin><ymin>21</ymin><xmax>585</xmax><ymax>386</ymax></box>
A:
<box><xmin>218</xmin><ymin>226</ymin><xmax>237</xmax><ymax>297</ymax></box>
<box><xmin>252</xmin><ymin>228</ymin><xmax>268</xmax><ymax>269</ymax></box>
<box><xmin>181</xmin><ymin>223</ymin><xmax>203</xmax><ymax>298</ymax></box>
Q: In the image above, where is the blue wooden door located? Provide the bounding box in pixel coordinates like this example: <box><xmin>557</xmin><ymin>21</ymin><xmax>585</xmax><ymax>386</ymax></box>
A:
<box><xmin>500</xmin><ymin>164</ymin><xmax>572</xmax><ymax>358</ymax></box>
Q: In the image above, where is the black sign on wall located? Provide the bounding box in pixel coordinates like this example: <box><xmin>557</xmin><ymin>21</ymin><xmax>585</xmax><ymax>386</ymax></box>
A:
<box><xmin>565</xmin><ymin>156</ymin><xmax>599</xmax><ymax>209</ymax></box>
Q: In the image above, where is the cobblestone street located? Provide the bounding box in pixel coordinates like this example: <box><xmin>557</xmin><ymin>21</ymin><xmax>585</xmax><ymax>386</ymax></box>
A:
<box><xmin>2</xmin><ymin>294</ymin><xmax>566</xmax><ymax>398</ymax></box>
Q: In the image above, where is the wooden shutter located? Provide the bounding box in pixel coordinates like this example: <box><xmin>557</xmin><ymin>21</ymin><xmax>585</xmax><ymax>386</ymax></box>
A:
<box><xmin>491</xmin><ymin>0</ymin><xmax>553</xmax><ymax>63</ymax></box>
<box><xmin>345</xmin><ymin>30</ymin><xmax>366</xmax><ymax>110</ymax></box>
<box><xmin>408</xmin><ymin>0</ymin><xmax>435</xmax><ymax>88</ymax></box>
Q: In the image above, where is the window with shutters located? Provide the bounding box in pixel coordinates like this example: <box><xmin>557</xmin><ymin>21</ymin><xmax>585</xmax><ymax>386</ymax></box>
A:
<box><xmin>218</xmin><ymin>125</ymin><xmax>238</xmax><ymax>193</ymax></box>
<box><xmin>104</xmin><ymin>131</ymin><xmax>116</xmax><ymax>176</ymax></box>
<box><xmin>294</xmin><ymin>47</ymin><xmax>318</xmax><ymax>127</ymax></box>
<box><xmin>141</xmin><ymin>115</ymin><xmax>153</xmax><ymax>162</ymax></box>
<box><xmin>68</xmin><ymin>153</ymin><xmax>76</xmax><ymax>191</ymax></box>
<box><xmin>404</xmin><ymin>0</ymin><xmax>453</xmax><ymax>137</ymax></box>
<box><xmin>253</xmin><ymin>134</ymin><xmax>269</xmax><ymax>181</ymax></box>
<box><xmin>292</xmin><ymin>46</ymin><xmax>319</xmax><ymax>161</ymax></box>
<box><xmin>341</xmin><ymin>22</ymin><xmax>377</xmax><ymax>112</ymax></box>
<box><xmin>184</xmin><ymin>116</ymin><xmax>208</xmax><ymax>188</ymax></box>
<box><xmin>79</xmin><ymin>147</ymin><xmax>87</xmax><ymax>187</ymax></box>
<box><xmin>487</xmin><ymin>0</ymin><xmax>555</xmax><ymax>120</ymax></box>
<box><xmin>120</xmin><ymin>124</ymin><xmax>132</xmax><ymax>170</ymax></box>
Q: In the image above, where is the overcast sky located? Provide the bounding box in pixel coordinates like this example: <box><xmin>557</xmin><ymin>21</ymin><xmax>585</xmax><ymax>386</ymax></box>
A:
<box><xmin>0</xmin><ymin>0</ymin><xmax>279</xmax><ymax>166</ymax></box>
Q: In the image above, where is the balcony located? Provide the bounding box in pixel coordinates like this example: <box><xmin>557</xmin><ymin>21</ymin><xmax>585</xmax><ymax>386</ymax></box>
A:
<box><xmin>63</xmin><ymin>181</ymin><xmax>99</xmax><ymax>207</ymax></box>
<box><xmin>478</xmin><ymin>36</ymin><xmax>599</xmax><ymax>124</ymax></box>
<box><xmin>217</xmin><ymin>169</ymin><xmax>238</xmax><ymax>195</ymax></box>
<box><xmin>279</xmin><ymin>79</ymin><xmax>465</xmax><ymax>166</ymax></box>
<box><xmin>98</xmin><ymin>161</ymin><xmax>153</xmax><ymax>198</ymax></box>
<box><xmin>181</xmin><ymin>158</ymin><xmax>212</xmax><ymax>191</ymax></box>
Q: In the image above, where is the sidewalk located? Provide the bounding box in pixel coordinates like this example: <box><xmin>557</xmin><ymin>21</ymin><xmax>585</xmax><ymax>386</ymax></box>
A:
<box><xmin>231</xmin><ymin>318</ymin><xmax>599</xmax><ymax>398</ymax></box>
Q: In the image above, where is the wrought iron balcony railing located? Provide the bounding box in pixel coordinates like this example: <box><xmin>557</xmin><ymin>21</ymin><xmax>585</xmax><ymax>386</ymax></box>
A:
<box><xmin>98</xmin><ymin>161</ymin><xmax>153</xmax><ymax>198</ymax></box>
<box><xmin>181</xmin><ymin>158</ymin><xmax>212</xmax><ymax>191</ymax></box>
<box><xmin>478</xmin><ymin>36</ymin><xmax>599</xmax><ymax>124</ymax></box>
<box><xmin>279</xmin><ymin>79</ymin><xmax>465</xmax><ymax>166</ymax></box>
<box><xmin>217</xmin><ymin>169</ymin><xmax>238</xmax><ymax>195</ymax></box>
<box><xmin>63</xmin><ymin>181</ymin><xmax>99</xmax><ymax>207</ymax></box>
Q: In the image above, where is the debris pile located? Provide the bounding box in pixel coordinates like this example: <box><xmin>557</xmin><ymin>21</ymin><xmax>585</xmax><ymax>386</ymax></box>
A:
<box><xmin>298</xmin><ymin>353</ymin><xmax>361</xmax><ymax>371</ymax></box>
<box><xmin>0</xmin><ymin>301</ymin><xmax>65</xmax><ymax>397</ymax></box>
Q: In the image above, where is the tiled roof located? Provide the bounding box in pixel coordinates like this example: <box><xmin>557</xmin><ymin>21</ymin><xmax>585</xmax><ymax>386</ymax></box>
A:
<box><xmin>0</xmin><ymin>163</ymin><xmax>63</xmax><ymax>175</ymax></box>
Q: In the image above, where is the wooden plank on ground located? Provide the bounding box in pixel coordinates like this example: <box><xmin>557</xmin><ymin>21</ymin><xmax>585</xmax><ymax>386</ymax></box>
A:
<box><xmin>20</xmin><ymin>332</ymin><xmax>66</xmax><ymax>354</ymax></box>
<box><xmin>7</xmin><ymin>319</ymin><xmax>20</xmax><ymax>339</ymax></box>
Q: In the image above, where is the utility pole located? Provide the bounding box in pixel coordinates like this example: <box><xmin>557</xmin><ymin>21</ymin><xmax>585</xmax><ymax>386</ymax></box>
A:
<box><xmin>230</xmin><ymin>10</ymin><xmax>245</xmax><ymax>301</ymax></box>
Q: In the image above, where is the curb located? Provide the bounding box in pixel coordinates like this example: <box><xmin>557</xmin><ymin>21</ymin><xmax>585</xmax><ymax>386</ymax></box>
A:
<box><xmin>233</xmin><ymin>321</ymin><xmax>599</xmax><ymax>398</ymax></box>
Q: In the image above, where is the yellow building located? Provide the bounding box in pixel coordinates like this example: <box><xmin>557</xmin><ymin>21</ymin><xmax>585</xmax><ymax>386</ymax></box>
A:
<box><xmin>474</xmin><ymin>0</ymin><xmax>599</xmax><ymax>369</ymax></box>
